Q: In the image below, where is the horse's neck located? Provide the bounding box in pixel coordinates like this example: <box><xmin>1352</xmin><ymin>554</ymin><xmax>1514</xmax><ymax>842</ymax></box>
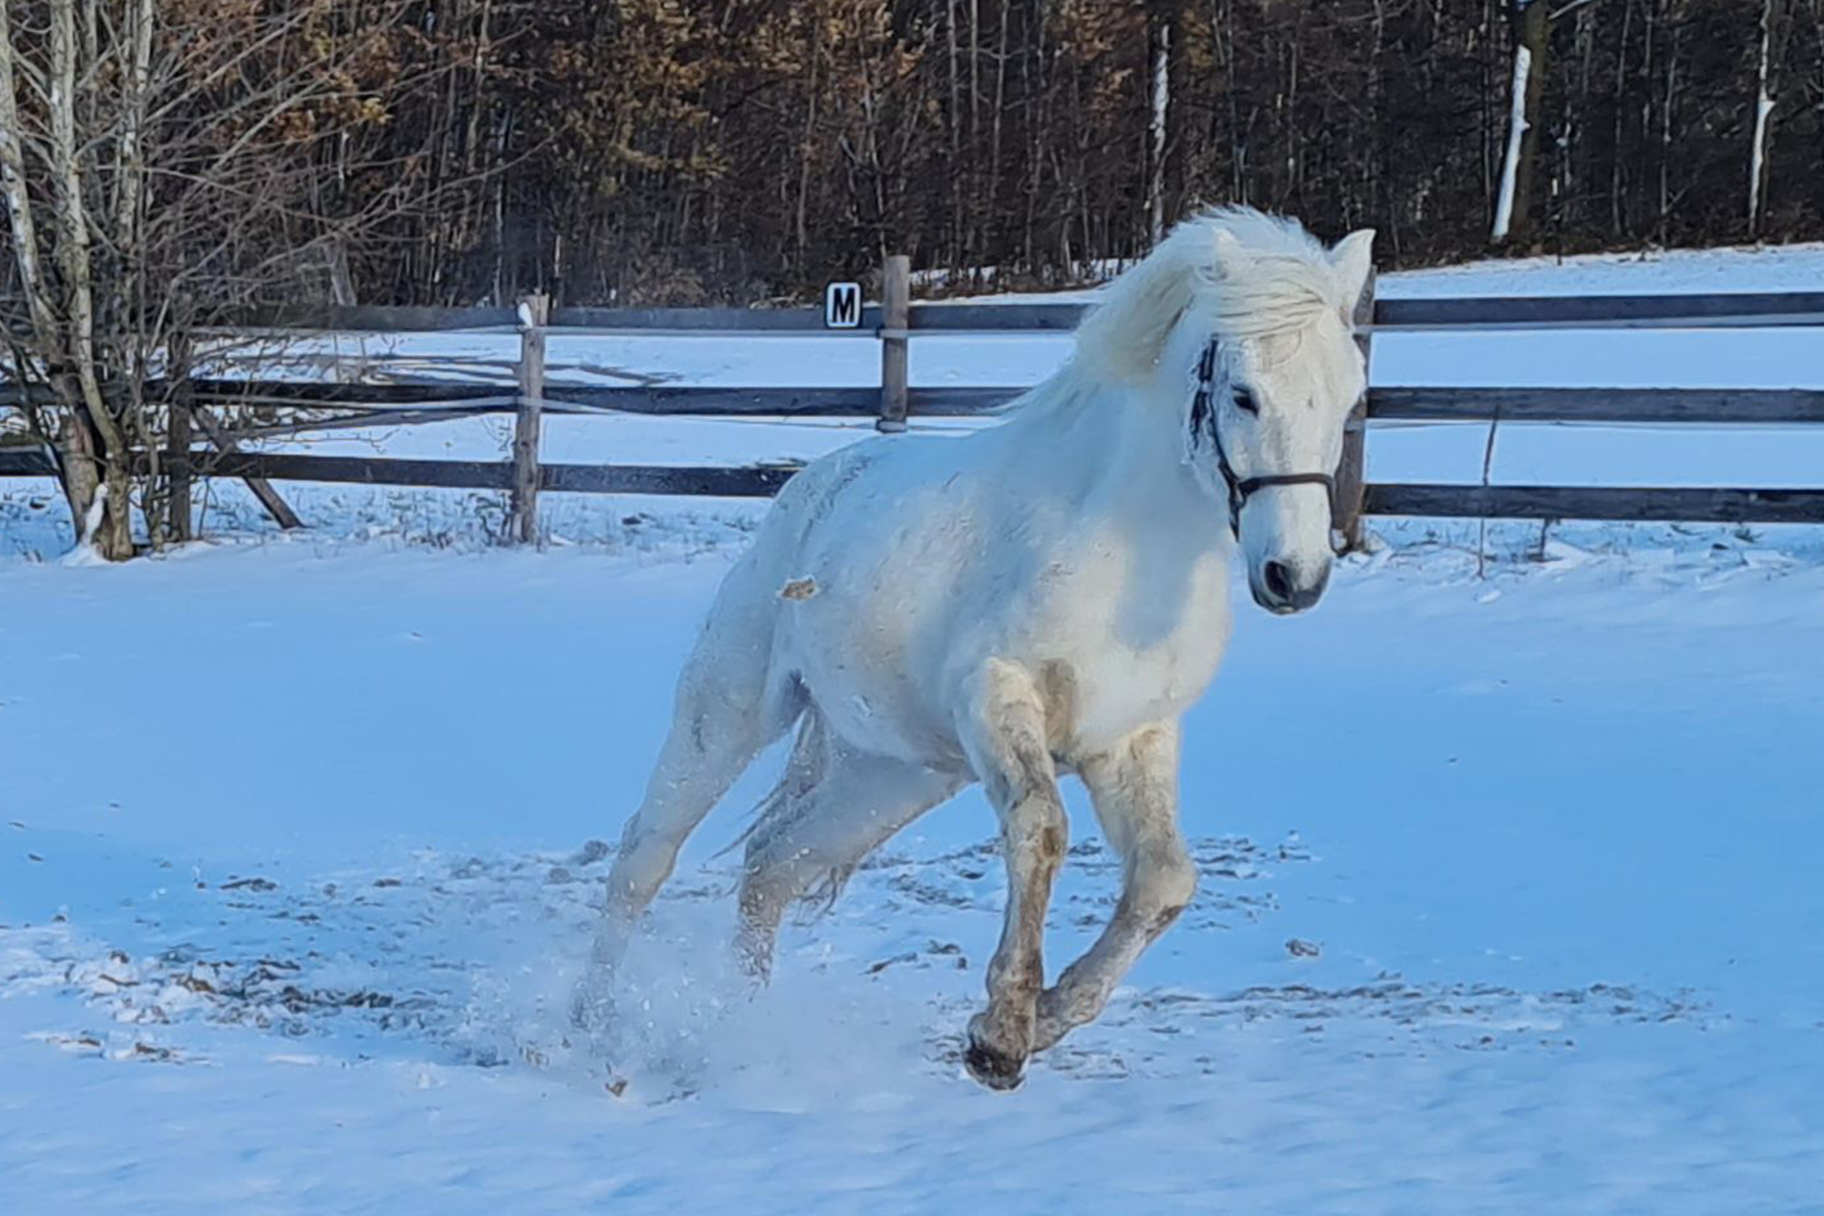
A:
<box><xmin>1003</xmin><ymin>330</ymin><xmax>1222</xmax><ymax>545</ymax></box>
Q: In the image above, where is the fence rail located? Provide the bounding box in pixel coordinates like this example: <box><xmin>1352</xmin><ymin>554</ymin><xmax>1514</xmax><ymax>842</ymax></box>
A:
<box><xmin>232</xmin><ymin>290</ymin><xmax>1824</xmax><ymax>334</ymax></box>
<box><xmin>5</xmin><ymin>264</ymin><xmax>1823</xmax><ymax>535</ymax></box>
<box><xmin>14</xmin><ymin>382</ymin><xmax>1822</xmax><ymax>426</ymax></box>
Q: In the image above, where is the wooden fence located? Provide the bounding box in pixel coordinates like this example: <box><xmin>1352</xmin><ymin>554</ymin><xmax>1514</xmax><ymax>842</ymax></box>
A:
<box><xmin>4</xmin><ymin>258</ymin><xmax>1823</xmax><ymax>544</ymax></box>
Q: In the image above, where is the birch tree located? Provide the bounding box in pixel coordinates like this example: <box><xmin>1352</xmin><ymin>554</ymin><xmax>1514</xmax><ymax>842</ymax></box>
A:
<box><xmin>1748</xmin><ymin>0</ymin><xmax>1787</xmax><ymax>235</ymax></box>
<box><xmin>1492</xmin><ymin>0</ymin><xmax>1550</xmax><ymax>244</ymax></box>
<box><xmin>0</xmin><ymin>0</ymin><xmax>466</xmax><ymax>558</ymax></box>
<box><xmin>1147</xmin><ymin>3</ymin><xmax>1172</xmax><ymax>244</ymax></box>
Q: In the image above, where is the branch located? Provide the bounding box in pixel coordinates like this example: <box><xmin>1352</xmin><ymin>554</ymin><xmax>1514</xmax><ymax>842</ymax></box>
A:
<box><xmin>1548</xmin><ymin>0</ymin><xmax>1607</xmax><ymax>21</ymax></box>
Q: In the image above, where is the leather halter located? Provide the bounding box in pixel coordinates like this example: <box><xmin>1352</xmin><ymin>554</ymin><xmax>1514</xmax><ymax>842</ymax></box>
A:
<box><xmin>1190</xmin><ymin>338</ymin><xmax>1336</xmax><ymax>539</ymax></box>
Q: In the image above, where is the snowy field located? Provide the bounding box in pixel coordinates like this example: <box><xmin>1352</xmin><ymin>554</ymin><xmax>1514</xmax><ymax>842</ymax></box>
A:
<box><xmin>3</xmin><ymin>243</ymin><xmax>1823</xmax><ymax>1212</ymax></box>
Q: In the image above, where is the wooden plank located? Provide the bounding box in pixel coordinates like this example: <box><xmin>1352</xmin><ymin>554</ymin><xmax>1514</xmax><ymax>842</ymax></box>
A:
<box><xmin>545</xmin><ymin>385</ymin><xmax>1023</xmax><ymax>416</ymax></box>
<box><xmin>553</xmin><ymin>302</ymin><xmax>1087</xmax><ymax>332</ymax></box>
<box><xmin>222</xmin><ymin>406</ymin><xmax>511</xmax><ymax>441</ymax></box>
<box><xmin>174</xmin><ymin>382</ymin><xmax>1022</xmax><ymax>416</ymax></box>
<box><xmin>542</xmin><ymin>463</ymin><xmax>800</xmax><ymax>497</ymax></box>
<box><xmin>206</xmin><ymin>452</ymin><xmax>515</xmax><ymax>489</ymax></box>
<box><xmin>552</xmin><ymin>306</ymin><xmax>837</xmax><ymax>332</ymax></box>
<box><xmin>194</xmin><ymin>453</ymin><xmax>792</xmax><ymax>496</ymax></box>
<box><xmin>192</xmin><ymin>409</ymin><xmax>303</xmax><ymax>529</ymax></box>
<box><xmin>30</xmin><ymin>379</ymin><xmax>1824</xmax><ymax>424</ymax></box>
<box><xmin>566</xmin><ymin>386</ymin><xmax>883</xmax><ymax>415</ymax></box>
<box><xmin>1372</xmin><ymin>291</ymin><xmax>1824</xmax><ymax>331</ymax></box>
<box><xmin>214</xmin><ymin>292</ymin><xmax>1824</xmax><ymax>335</ymax></box>
<box><xmin>234</xmin><ymin>304</ymin><xmax>518</xmax><ymax>331</ymax></box>
<box><xmin>1367</xmin><ymin>386</ymin><xmax>1824</xmax><ymax>424</ymax></box>
<box><xmin>0</xmin><ymin>448</ymin><xmax>56</xmax><ymax>475</ymax></box>
<box><xmin>905</xmin><ymin>303</ymin><xmax>1087</xmax><ymax>331</ymax></box>
<box><xmin>606</xmin><ymin>385</ymin><xmax>1033</xmax><ymax>416</ymax></box>
<box><xmin>1365</xmin><ymin>483</ymin><xmax>1824</xmax><ymax>524</ymax></box>
<box><xmin>188</xmin><ymin>381</ymin><xmax>508</xmax><ymax>406</ymax></box>
<box><xmin>879</xmin><ymin>254</ymin><xmax>910</xmax><ymax>432</ymax></box>
<box><xmin>509</xmin><ymin>293</ymin><xmax>549</xmax><ymax>544</ymax></box>
<box><xmin>1331</xmin><ymin>267</ymin><xmax>1375</xmax><ymax>552</ymax></box>
<box><xmin>129</xmin><ymin>450</ymin><xmax>1824</xmax><ymax>527</ymax></box>
<box><xmin>166</xmin><ymin>380</ymin><xmax>194</xmax><ymax>543</ymax></box>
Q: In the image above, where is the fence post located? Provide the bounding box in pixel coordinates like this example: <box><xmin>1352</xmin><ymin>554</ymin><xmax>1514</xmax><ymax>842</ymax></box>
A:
<box><xmin>878</xmin><ymin>254</ymin><xmax>910</xmax><ymax>432</ymax></box>
<box><xmin>165</xmin><ymin>350</ymin><xmax>194</xmax><ymax>544</ymax></box>
<box><xmin>509</xmin><ymin>291</ymin><xmax>549</xmax><ymax>544</ymax></box>
<box><xmin>1332</xmin><ymin>268</ymin><xmax>1375</xmax><ymax>553</ymax></box>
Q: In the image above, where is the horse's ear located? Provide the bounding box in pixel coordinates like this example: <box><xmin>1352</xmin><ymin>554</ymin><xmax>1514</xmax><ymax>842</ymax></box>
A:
<box><xmin>1212</xmin><ymin>229</ymin><xmax>1250</xmax><ymax>281</ymax></box>
<box><xmin>1330</xmin><ymin>229</ymin><xmax>1376</xmax><ymax>318</ymax></box>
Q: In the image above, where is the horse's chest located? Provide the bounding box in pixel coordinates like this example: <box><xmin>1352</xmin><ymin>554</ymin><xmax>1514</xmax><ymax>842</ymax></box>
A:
<box><xmin>1031</xmin><ymin>547</ymin><xmax>1233</xmax><ymax>751</ymax></box>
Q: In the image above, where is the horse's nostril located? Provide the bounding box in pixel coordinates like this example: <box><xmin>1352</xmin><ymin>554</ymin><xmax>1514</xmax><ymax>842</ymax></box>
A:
<box><xmin>1263</xmin><ymin>560</ymin><xmax>1294</xmax><ymax>603</ymax></box>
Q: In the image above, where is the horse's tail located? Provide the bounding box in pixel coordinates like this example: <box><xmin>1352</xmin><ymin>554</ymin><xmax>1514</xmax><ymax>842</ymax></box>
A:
<box><xmin>716</xmin><ymin>703</ymin><xmax>829</xmax><ymax>863</ymax></box>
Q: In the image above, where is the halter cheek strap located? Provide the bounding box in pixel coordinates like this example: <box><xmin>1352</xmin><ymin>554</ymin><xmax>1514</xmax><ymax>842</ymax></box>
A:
<box><xmin>1191</xmin><ymin>338</ymin><xmax>1337</xmax><ymax>539</ymax></box>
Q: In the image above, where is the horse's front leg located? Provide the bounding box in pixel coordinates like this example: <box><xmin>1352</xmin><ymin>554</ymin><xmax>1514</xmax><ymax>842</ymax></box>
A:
<box><xmin>1032</xmin><ymin>721</ymin><xmax>1196</xmax><ymax>1053</ymax></box>
<box><xmin>957</xmin><ymin>659</ymin><xmax>1069</xmax><ymax>1090</ymax></box>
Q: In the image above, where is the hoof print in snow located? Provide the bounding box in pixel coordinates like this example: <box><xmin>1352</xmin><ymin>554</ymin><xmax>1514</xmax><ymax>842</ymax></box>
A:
<box><xmin>778</xmin><ymin>576</ymin><xmax>818</xmax><ymax>601</ymax></box>
<box><xmin>1286</xmin><ymin>938</ymin><xmax>1322</xmax><ymax>958</ymax></box>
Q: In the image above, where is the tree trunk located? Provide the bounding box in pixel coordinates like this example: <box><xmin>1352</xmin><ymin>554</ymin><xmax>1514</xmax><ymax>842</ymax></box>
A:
<box><xmin>1147</xmin><ymin>7</ymin><xmax>1171</xmax><ymax>244</ymax></box>
<box><xmin>49</xmin><ymin>0</ymin><xmax>133</xmax><ymax>557</ymax></box>
<box><xmin>1493</xmin><ymin>0</ymin><xmax>1549</xmax><ymax>245</ymax></box>
<box><xmin>1748</xmin><ymin>0</ymin><xmax>1783</xmax><ymax>236</ymax></box>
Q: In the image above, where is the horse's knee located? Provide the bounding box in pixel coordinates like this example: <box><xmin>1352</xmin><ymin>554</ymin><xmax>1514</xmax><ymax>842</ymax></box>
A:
<box><xmin>1013</xmin><ymin>793</ymin><xmax>1068</xmax><ymax>867</ymax></box>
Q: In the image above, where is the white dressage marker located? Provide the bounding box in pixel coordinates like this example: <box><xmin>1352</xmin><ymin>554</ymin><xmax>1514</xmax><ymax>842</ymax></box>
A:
<box><xmin>580</xmin><ymin>208</ymin><xmax>1375</xmax><ymax>1089</ymax></box>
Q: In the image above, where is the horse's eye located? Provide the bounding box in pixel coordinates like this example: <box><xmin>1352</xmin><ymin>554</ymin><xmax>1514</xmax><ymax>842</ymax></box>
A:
<box><xmin>1233</xmin><ymin>387</ymin><xmax>1259</xmax><ymax>415</ymax></box>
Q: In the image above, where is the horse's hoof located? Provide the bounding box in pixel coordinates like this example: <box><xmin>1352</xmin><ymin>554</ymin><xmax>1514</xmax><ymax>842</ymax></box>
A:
<box><xmin>963</xmin><ymin>1035</ymin><xmax>1027</xmax><ymax>1091</ymax></box>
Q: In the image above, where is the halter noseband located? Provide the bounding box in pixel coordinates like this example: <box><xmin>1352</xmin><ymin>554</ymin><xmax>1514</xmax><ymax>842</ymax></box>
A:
<box><xmin>1192</xmin><ymin>338</ymin><xmax>1336</xmax><ymax>539</ymax></box>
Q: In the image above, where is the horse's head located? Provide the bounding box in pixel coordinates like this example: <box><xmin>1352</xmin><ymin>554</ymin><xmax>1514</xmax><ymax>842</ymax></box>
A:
<box><xmin>1198</xmin><ymin>234</ymin><xmax>1370</xmax><ymax>612</ymax></box>
<box><xmin>1071</xmin><ymin>208</ymin><xmax>1375</xmax><ymax>614</ymax></box>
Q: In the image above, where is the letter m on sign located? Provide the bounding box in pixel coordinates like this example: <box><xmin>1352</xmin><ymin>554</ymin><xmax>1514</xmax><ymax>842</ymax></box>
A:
<box><xmin>824</xmin><ymin>281</ymin><xmax>863</xmax><ymax>329</ymax></box>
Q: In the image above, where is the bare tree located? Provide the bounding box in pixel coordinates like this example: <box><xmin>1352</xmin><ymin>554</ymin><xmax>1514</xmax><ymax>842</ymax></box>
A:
<box><xmin>0</xmin><ymin>0</ymin><xmax>469</xmax><ymax>559</ymax></box>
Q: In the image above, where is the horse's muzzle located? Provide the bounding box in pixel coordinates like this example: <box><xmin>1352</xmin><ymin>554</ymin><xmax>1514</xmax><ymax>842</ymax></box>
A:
<box><xmin>1252</xmin><ymin>559</ymin><xmax>1330</xmax><ymax>614</ymax></box>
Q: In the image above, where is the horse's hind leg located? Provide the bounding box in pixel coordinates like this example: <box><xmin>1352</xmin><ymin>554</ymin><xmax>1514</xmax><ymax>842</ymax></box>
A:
<box><xmin>1031</xmin><ymin>721</ymin><xmax>1195</xmax><ymax>1053</ymax></box>
<box><xmin>736</xmin><ymin>737</ymin><xmax>963</xmax><ymax>981</ymax></box>
<box><xmin>582</xmin><ymin>585</ymin><xmax>799</xmax><ymax>1006</ymax></box>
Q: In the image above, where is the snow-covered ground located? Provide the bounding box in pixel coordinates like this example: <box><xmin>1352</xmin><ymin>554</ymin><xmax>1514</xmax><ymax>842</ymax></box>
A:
<box><xmin>3</xmin><ymin>243</ymin><xmax>1823</xmax><ymax>1212</ymax></box>
<box><xmin>5</xmin><ymin>536</ymin><xmax>1823</xmax><ymax>1212</ymax></box>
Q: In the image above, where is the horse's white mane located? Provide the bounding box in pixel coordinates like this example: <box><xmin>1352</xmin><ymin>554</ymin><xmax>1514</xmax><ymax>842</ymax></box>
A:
<box><xmin>1071</xmin><ymin>206</ymin><xmax>1361</xmax><ymax>385</ymax></box>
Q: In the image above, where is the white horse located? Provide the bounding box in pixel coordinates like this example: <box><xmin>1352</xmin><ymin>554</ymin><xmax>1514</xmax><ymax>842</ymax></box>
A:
<box><xmin>583</xmin><ymin>207</ymin><xmax>1374</xmax><ymax>1089</ymax></box>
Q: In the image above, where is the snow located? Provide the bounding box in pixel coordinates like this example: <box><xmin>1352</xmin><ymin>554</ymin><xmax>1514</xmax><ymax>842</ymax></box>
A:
<box><xmin>3</xmin><ymin>243</ymin><xmax>1824</xmax><ymax>1211</ymax></box>
<box><xmin>5</xmin><ymin>538</ymin><xmax>1824</xmax><ymax>1212</ymax></box>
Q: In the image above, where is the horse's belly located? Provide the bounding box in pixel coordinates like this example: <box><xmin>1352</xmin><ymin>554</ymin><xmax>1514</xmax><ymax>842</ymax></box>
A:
<box><xmin>781</xmin><ymin>560</ymin><xmax>978</xmax><ymax>767</ymax></box>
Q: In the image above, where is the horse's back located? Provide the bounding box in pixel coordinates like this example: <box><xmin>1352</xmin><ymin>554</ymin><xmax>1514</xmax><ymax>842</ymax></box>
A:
<box><xmin>738</xmin><ymin>427</ymin><xmax>1012</xmax><ymax>761</ymax></box>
